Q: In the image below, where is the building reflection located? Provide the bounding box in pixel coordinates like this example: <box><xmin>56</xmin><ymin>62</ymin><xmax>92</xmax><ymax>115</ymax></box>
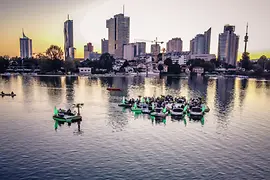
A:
<box><xmin>38</xmin><ymin>76</ymin><xmax>64</xmax><ymax>106</ymax></box>
<box><xmin>65</xmin><ymin>77</ymin><xmax>77</xmax><ymax>104</ymax></box>
<box><xmin>239</xmin><ymin>79</ymin><xmax>248</xmax><ymax>108</ymax></box>
<box><xmin>187</xmin><ymin>76</ymin><xmax>208</xmax><ymax>99</ymax></box>
<box><xmin>215</xmin><ymin>78</ymin><xmax>235</xmax><ymax>125</ymax></box>
<box><xmin>165</xmin><ymin>77</ymin><xmax>181</xmax><ymax>91</ymax></box>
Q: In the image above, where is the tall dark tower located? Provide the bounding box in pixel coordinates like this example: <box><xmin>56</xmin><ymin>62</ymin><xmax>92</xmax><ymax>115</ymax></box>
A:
<box><xmin>244</xmin><ymin>23</ymin><xmax>249</xmax><ymax>53</ymax></box>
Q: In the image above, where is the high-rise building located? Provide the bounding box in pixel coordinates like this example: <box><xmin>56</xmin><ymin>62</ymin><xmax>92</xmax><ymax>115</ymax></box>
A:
<box><xmin>151</xmin><ymin>44</ymin><xmax>161</xmax><ymax>54</ymax></box>
<box><xmin>101</xmin><ymin>38</ymin><xmax>109</xmax><ymax>54</ymax></box>
<box><xmin>84</xmin><ymin>43</ymin><xmax>94</xmax><ymax>60</ymax></box>
<box><xmin>135</xmin><ymin>42</ymin><xmax>146</xmax><ymax>56</ymax></box>
<box><xmin>20</xmin><ymin>30</ymin><xmax>32</xmax><ymax>59</ymax></box>
<box><xmin>124</xmin><ymin>43</ymin><xmax>136</xmax><ymax>60</ymax></box>
<box><xmin>166</xmin><ymin>38</ymin><xmax>183</xmax><ymax>53</ymax></box>
<box><xmin>106</xmin><ymin>13</ymin><xmax>130</xmax><ymax>58</ymax></box>
<box><xmin>64</xmin><ymin>15</ymin><xmax>74</xmax><ymax>60</ymax></box>
<box><xmin>218</xmin><ymin>25</ymin><xmax>239</xmax><ymax>67</ymax></box>
<box><xmin>190</xmin><ymin>28</ymin><xmax>211</xmax><ymax>54</ymax></box>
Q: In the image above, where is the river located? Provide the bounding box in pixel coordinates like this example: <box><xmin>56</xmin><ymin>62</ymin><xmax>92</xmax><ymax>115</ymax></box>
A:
<box><xmin>0</xmin><ymin>76</ymin><xmax>269</xmax><ymax>179</ymax></box>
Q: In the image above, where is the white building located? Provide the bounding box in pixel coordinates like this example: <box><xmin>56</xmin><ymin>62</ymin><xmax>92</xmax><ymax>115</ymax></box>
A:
<box><xmin>20</xmin><ymin>31</ymin><xmax>32</xmax><ymax>59</ymax></box>
<box><xmin>189</xmin><ymin>54</ymin><xmax>216</xmax><ymax>61</ymax></box>
<box><xmin>79</xmin><ymin>67</ymin><xmax>92</xmax><ymax>75</ymax></box>
<box><xmin>124</xmin><ymin>43</ymin><xmax>136</xmax><ymax>60</ymax></box>
<box><xmin>218</xmin><ymin>25</ymin><xmax>239</xmax><ymax>67</ymax></box>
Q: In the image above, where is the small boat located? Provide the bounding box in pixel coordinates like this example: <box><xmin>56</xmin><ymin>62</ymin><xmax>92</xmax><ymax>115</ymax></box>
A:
<box><xmin>188</xmin><ymin>106</ymin><xmax>204</xmax><ymax>119</ymax></box>
<box><xmin>150</xmin><ymin>107</ymin><xmax>168</xmax><ymax>118</ymax></box>
<box><xmin>141</xmin><ymin>104</ymin><xmax>151</xmax><ymax>114</ymax></box>
<box><xmin>53</xmin><ymin>103</ymin><xmax>83</xmax><ymax>122</ymax></box>
<box><xmin>118</xmin><ymin>97</ymin><xmax>132</xmax><ymax>108</ymax></box>
<box><xmin>107</xmin><ymin>87</ymin><xmax>121</xmax><ymax>91</ymax></box>
<box><xmin>53</xmin><ymin>114</ymin><xmax>82</xmax><ymax>122</ymax></box>
<box><xmin>1</xmin><ymin>93</ymin><xmax>16</xmax><ymax>97</ymax></box>
<box><xmin>131</xmin><ymin>102</ymin><xmax>142</xmax><ymax>113</ymax></box>
<box><xmin>170</xmin><ymin>105</ymin><xmax>188</xmax><ymax>117</ymax></box>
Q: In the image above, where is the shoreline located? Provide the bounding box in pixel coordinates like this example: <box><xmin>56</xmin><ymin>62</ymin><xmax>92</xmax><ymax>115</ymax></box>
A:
<box><xmin>0</xmin><ymin>73</ymin><xmax>269</xmax><ymax>79</ymax></box>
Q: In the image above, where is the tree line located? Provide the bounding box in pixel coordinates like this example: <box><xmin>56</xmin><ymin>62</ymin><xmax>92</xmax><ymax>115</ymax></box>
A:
<box><xmin>0</xmin><ymin>45</ymin><xmax>115</xmax><ymax>74</ymax></box>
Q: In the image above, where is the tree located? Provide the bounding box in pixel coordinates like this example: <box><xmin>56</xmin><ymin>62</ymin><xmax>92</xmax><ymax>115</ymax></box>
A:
<box><xmin>265</xmin><ymin>60</ymin><xmax>270</xmax><ymax>71</ymax></box>
<box><xmin>0</xmin><ymin>56</ymin><xmax>9</xmax><ymax>73</ymax></box>
<box><xmin>240</xmin><ymin>52</ymin><xmax>251</xmax><ymax>70</ymax></box>
<box><xmin>99</xmin><ymin>53</ymin><xmax>114</xmax><ymax>71</ymax></box>
<box><xmin>164</xmin><ymin>58</ymin><xmax>173</xmax><ymax>66</ymax></box>
<box><xmin>252</xmin><ymin>64</ymin><xmax>263</xmax><ymax>74</ymax></box>
<box><xmin>64</xmin><ymin>59</ymin><xmax>76</xmax><ymax>73</ymax></box>
<box><xmin>46</xmin><ymin>45</ymin><xmax>64</xmax><ymax>60</ymax></box>
<box><xmin>203</xmin><ymin>61</ymin><xmax>215</xmax><ymax>72</ymax></box>
<box><xmin>257</xmin><ymin>55</ymin><xmax>268</xmax><ymax>70</ymax></box>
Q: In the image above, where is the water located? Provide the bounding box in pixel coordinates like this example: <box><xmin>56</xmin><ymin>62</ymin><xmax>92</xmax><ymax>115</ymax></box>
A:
<box><xmin>0</xmin><ymin>76</ymin><xmax>269</xmax><ymax>180</ymax></box>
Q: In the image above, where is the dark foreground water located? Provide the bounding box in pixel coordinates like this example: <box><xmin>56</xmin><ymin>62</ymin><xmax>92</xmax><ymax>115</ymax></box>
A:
<box><xmin>0</xmin><ymin>76</ymin><xmax>269</xmax><ymax>180</ymax></box>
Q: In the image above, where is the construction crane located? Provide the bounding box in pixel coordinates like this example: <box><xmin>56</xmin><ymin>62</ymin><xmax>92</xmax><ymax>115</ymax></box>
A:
<box><xmin>134</xmin><ymin>37</ymin><xmax>164</xmax><ymax>62</ymax></box>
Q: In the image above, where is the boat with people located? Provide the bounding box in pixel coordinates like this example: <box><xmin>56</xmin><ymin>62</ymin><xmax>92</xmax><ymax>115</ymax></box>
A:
<box><xmin>170</xmin><ymin>104</ymin><xmax>188</xmax><ymax>117</ymax></box>
<box><xmin>53</xmin><ymin>103</ymin><xmax>84</xmax><ymax>122</ymax></box>
<box><xmin>1</xmin><ymin>91</ymin><xmax>16</xmax><ymax>97</ymax></box>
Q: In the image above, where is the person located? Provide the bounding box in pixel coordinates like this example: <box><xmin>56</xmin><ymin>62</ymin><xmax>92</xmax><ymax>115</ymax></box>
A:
<box><xmin>11</xmin><ymin>91</ymin><xmax>14</xmax><ymax>95</ymax></box>
<box><xmin>67</xmin><ymin>109</ymin><xmax>71</xmax><ymax>114</ymax></box>
<box><xmin>1</xmin><ymin>91</ymin><xmax>4</xmax><ymax>95</ymax></box>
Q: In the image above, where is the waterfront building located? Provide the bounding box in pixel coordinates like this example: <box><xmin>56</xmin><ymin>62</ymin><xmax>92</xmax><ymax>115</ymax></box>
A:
<box><xmin>134</xmin><ymin>42</ymin><xmax>146</xmax><ymax>56</ymax></box>
<box><xmin>218</xmin><ymin>25</ymin><xmax>239</xmax><ymax>66</ymax></box>
<box><xmin>166</xmin><ymin>38</ymin><xmax>183</xmax><ymax>53</ymax></box>
<box><xmin>101</xmin><ymin>38</ymin><xmax>109</xmax><ymax>54</ymax></box>
<box><xmin>189</xmin><ymin>54</ymin><xmax>216</xmax><ymax>61</ymax></box>
<box><xmin>106</xmin><ymin>13</ymin><xmax>130</xmax><ymax>58</ymax></box>
<box><xmin>20</xmin><ymin>30</ymin><xmax>32</xmax><ymax>59</ymax></box>
<box><xmin>84</xmin><ymin>43</ymin><xmax>94</xmax><ymax>60</ymax></box>
<box><xmin>124</xmin><ymin>43</ymin><xmax>136</xmax><ymax>60</ymax></box>
<box><xmin>190</xmin><ymin>28</ymin><xmax>211</xmax><ymax>54</ymax></box>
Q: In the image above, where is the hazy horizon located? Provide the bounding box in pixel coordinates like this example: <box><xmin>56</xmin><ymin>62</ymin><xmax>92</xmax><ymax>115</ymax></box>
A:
<box><xmin>0</xmin><ymin>0</ymin><xmax>270</xmax><ymax>59</ymax></box>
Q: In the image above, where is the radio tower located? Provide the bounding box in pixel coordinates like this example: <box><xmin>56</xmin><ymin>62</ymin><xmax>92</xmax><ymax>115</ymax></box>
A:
<box><xmin>244</xmin><ymin>23</ymin><xmax>249</xmax><ymax>53</ymax></box>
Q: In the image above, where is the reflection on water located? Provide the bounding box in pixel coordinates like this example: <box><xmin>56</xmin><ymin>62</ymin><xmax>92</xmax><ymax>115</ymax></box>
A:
<box><xmin>0</xmin><ymin>76</ymin><xmax>270</xmax><ymax>179</ymax></box>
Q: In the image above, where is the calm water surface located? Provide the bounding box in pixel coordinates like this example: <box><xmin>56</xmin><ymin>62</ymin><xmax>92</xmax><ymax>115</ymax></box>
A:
<box><xmin>0</xmin><ymin>76</ymin><xmax>269</xmax><ymax>180</ymax></box>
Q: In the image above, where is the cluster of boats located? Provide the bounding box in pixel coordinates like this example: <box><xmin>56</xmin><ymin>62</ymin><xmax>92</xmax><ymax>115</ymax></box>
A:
<box><xmin>118</xmin><ymin>95</ymin><xmax>210</xmax><ymax>120</ymax></box>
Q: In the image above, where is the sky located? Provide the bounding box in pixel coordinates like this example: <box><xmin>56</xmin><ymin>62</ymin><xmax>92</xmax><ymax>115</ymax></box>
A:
<box><xmin>0</xmin><ymin>0</ymin><xmax>270</xmax><ymax>59</ymax></box>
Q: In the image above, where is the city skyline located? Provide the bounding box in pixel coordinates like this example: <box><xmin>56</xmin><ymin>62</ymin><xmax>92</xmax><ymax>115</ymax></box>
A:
<box><xmin>0</xmin><ymin>0</ymin><xmax>270</xmax><ymax>59</ymax></box>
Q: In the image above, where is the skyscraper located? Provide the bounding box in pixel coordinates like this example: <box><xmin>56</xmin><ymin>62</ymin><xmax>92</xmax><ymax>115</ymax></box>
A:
<box><xmin>190</xmin><ymin>28</ymin><xmax>211</xmax><ymax>54</ymax></box>
<box><xmin>106</xmin><ymin>13</ymin><xmax>130</xmax><ymax>58</ymax></box>
<box><xmin>166</xmin><ymin>38</ymin><xmax>183</xmax><ymax>53</ymax></box>
<box><xmin>20</xmin><ymin>30</ymin><xmax>32</xmax><ymax>59</ymax></box>
<box><xmin>64</xmin><ymin>15</ymin><xmax>74</xmax><ymax>60</ymax></box>
<box><xmin>218</xmin><ymin>25</ymin><xmax>239</xmax><ymax>66</ymax></box>
<box><xmin>101</xmin><ymin>38</ymin><xmax>109</xmax><ymax>54</ymax></box>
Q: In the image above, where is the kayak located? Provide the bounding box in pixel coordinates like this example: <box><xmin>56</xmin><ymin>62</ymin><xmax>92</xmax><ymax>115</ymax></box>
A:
<box><xmin>1</xmin><ymin>93</ymin><xmax>16</xmax><ymax>97</ymax></box>
<box><xmin>118</xmin><ymin>103</ymin><xmax>132</xmax><ymax>108</ymax></box>
<box><xmin>107</xmin><ymin>87</ymin><xmax>121</xmax><ymax>91</ymax></box>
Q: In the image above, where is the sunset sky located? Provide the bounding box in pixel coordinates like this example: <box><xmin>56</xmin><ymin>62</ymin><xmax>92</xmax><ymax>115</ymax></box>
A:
<box><xmin>0</xmin><ymin>0</ymin><xmax>269</xmax><ymax>59</ymax></box>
